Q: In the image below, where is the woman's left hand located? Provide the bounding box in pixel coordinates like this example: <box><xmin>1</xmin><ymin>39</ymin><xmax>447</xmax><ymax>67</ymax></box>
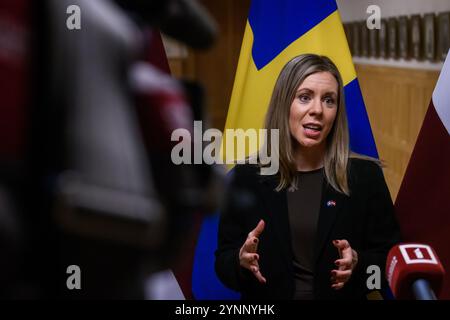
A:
<box><xmin>331</xmin><ymin>239</ymin><xmax>358</xmax><ymax>290</ymax></box>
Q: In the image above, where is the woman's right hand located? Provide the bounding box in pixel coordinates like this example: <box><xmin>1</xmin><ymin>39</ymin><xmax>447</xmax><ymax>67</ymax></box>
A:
<box><xmin>239</xmin><ymin>219</ymin><xmax>266</xmax><ymax>284</ymax></box>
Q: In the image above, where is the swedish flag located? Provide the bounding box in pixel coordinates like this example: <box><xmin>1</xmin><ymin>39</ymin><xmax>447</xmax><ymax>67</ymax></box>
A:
<box><xmin>192</xmin><ymin>0</ymin><xmax>378</xmax><ymax>299</ymax></box>
<box><xmin>226</xmin><ymin>0</ymin><xmax>377</xmax><ymax>157</ymax></box>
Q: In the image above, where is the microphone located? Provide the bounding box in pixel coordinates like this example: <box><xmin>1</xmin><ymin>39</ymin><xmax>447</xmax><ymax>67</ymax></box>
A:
<box><xmin>386</xmin><ymin>243</ymin><xmax>445</xmax><ymax>300</ymax></box>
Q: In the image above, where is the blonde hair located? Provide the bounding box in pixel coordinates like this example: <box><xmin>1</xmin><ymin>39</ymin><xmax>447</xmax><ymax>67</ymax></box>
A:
<box><xmin>262</xmin><ymin>54</ymin><xmax>377</xmax><ymax>195</ymax></box>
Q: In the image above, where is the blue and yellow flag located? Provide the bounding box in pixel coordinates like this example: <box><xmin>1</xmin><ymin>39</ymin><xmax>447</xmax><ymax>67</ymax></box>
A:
<box><xmin>192</xmin><ymin>0</ymin><xmax>378</xmax><ymax>299</ymax></box>
<box><xmin>225</xmin><ymin>0</ymin><xmax>377</xmax><ymax>157</ymax></box>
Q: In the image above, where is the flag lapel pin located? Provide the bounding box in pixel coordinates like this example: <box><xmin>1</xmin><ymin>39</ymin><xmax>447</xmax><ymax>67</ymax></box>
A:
<box><xmin>326</xmin><ymin>200</ymin><xmax>336</xmax><ymax>207</ymax></box>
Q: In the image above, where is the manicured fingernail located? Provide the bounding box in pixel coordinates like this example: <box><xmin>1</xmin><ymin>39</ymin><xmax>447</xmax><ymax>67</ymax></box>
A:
<box><xmin>253</xmin><ymin>238</ymin><xmax>258</xmax><ymax>244</ymax></box>
<box><xmin>254</xmin><ymin>254</ymin><xmax>258</xmax><ymax>260</ymax></box>
<box><xmin>335</xmin><ymin>261</ymin><xmax>340</xmax><ymax>266</ymax></box>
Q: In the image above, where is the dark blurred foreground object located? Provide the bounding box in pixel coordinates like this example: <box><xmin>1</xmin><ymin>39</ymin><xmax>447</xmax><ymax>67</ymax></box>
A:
<box><xmin>114</xmin><ymin>0</ymin><xmax>218</xmax><ymax>49</ymax></box>
<box><xmin>0</xmin><ymin>0</ymin><xmax>221</xmax><ymax>298</ymax></box>
<box><xmin>0</xmin><ymin>0</ymin><xmax>34</xmax><ymax>298</ymax></box>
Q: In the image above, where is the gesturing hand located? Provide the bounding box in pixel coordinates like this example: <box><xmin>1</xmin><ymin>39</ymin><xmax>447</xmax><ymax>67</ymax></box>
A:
<box><xmin>331</xmin><ymin>239</ymin><xmax>358</xmax><ymax>290</ymax></box>
<box><xmin>239</xmin><ymin>219</ymin><xmax>266</xmax><ymax>284</ymax></box>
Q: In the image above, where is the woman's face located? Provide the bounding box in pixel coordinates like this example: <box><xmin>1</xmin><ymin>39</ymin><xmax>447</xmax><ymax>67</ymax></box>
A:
<box><xmin>289</xmin><ymin>71</ymin><xmax>338</xmax><ymax>150</ymax></box>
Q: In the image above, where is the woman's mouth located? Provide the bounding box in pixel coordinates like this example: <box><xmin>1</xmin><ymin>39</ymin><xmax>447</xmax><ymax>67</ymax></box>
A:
<box><xmin>302</xmin><ymin>123</ymin><xmax>323</xmax><ymax>139</ymax></box>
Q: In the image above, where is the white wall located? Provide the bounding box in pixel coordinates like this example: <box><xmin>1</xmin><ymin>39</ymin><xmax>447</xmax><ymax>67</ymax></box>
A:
<box><xmin>337</xmin><ymin>0</ymin><xmax>450</xmax><ymax>22</ymax></box>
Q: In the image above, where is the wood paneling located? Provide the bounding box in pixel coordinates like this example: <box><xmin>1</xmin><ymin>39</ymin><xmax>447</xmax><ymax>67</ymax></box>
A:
<box><xmin>168</xmin><ymin>0</ymin><xmax>251</xmax><ymax>129</ymax></box>
<box><xmin>167</xmin><ymin>58</ymin><xmax>185</xmax><ymax>77</ymax></box>
<box><xmin>355</xmin><ymin>64</ymin><xmax>440</xmax><ymax>200</ymax></box>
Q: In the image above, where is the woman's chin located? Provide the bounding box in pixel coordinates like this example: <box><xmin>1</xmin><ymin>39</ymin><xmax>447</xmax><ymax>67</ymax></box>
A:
<box><xmin>297</xmin><ymin>137</ymin><xmax>324</xmax><ymax>149</ymax></box>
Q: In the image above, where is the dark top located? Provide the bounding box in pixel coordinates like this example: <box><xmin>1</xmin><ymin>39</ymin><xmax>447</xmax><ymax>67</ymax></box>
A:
<box><xmin>287</xmin><ymin>168</ymin><xmax>323</xmax><ymax>300</ymax></box>
<box><xmin>215</xmin><ymin>159</ymin><xmax>402</xmax><ymax>300</ymax></box>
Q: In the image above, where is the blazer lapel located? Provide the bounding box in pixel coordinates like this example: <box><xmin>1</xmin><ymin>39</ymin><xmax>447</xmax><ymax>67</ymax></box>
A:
<box><xmin>259</xmin><ymin>175</ymin><xmax>292</xmax><ymax>266</ymax></box>
<box><xmin>257</xmin><ymin>173</ymin><xmax>346</xmax><ymax>267</ymax></box>
<box><xmin>314</xmin><ymin>180</ymin><xmax>346</xmax><ymax>266</ymax></box>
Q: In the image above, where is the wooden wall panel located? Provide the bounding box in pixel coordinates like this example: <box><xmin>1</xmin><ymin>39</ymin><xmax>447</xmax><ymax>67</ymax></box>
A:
<box><xmin>355</xmin><ymin>64</ymin><xmax>440</xmax><ymax>200</ymax></box>
<box><xmin>167</xmin><ymin>0</ymin><xmax>251</xmax><ymax>129</ymax></box>
<box><xmin>167</xmin><ymin>58</ymin><xmax>185</xmax><ymax>77</ymax></box>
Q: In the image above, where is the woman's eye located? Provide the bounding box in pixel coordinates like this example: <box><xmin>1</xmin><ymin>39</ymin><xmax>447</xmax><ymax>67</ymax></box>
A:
<box><xmin>299</xmin><ymin>95</ymin><xmax>310</xmax><ymax>102</ymax></box>
<box><xmin>324</xmin><ymin>97</ymin><xmax>336</xmax><ymax>105</ymax></box>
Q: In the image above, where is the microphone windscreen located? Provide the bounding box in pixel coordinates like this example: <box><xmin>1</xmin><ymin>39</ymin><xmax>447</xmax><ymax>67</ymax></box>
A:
<box><xmin>386</xmin><ymin>243</ymin><xmax>445</xmax><ymax>299</ymax></box>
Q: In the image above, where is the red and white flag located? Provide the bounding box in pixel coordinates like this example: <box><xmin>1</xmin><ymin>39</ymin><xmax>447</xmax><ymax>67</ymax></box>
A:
<box><xmin>395</xmin><ymin>51</ymin><xmax>450</xmax><ymax>299</ymax></box>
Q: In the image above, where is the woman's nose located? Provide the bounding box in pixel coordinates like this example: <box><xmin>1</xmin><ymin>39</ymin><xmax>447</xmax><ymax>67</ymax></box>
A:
<box><xmin>309</xmin><ymin>98</ymin><xmax>323</xmax><ymax>115</ymax></box>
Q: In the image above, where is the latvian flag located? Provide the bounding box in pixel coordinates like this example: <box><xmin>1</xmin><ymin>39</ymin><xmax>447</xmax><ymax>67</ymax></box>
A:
<box><xmin>395</xmin><ymin>50</ymin><xmax>450</xmax><ymax>299</ymax></box>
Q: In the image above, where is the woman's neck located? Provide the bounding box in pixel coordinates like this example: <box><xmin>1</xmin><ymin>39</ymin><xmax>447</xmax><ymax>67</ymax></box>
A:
<box><xmin>293</xmin><ymin>144</ymin><xmax>326</xmax><ymax>171</ymax></box>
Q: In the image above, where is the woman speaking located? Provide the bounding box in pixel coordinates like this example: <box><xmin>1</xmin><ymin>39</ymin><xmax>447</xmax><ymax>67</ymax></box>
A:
<box><xmin>215</xmin><ymin>54</ymin><xmax>401</xmax><ymax>300</ymax></box>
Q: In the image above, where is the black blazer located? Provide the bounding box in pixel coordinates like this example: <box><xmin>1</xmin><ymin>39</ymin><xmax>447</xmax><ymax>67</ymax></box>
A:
<box><xmin>215</xmin><ymin>159</ymin><xmax>401</xmax><ymax>300</ymax></box>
